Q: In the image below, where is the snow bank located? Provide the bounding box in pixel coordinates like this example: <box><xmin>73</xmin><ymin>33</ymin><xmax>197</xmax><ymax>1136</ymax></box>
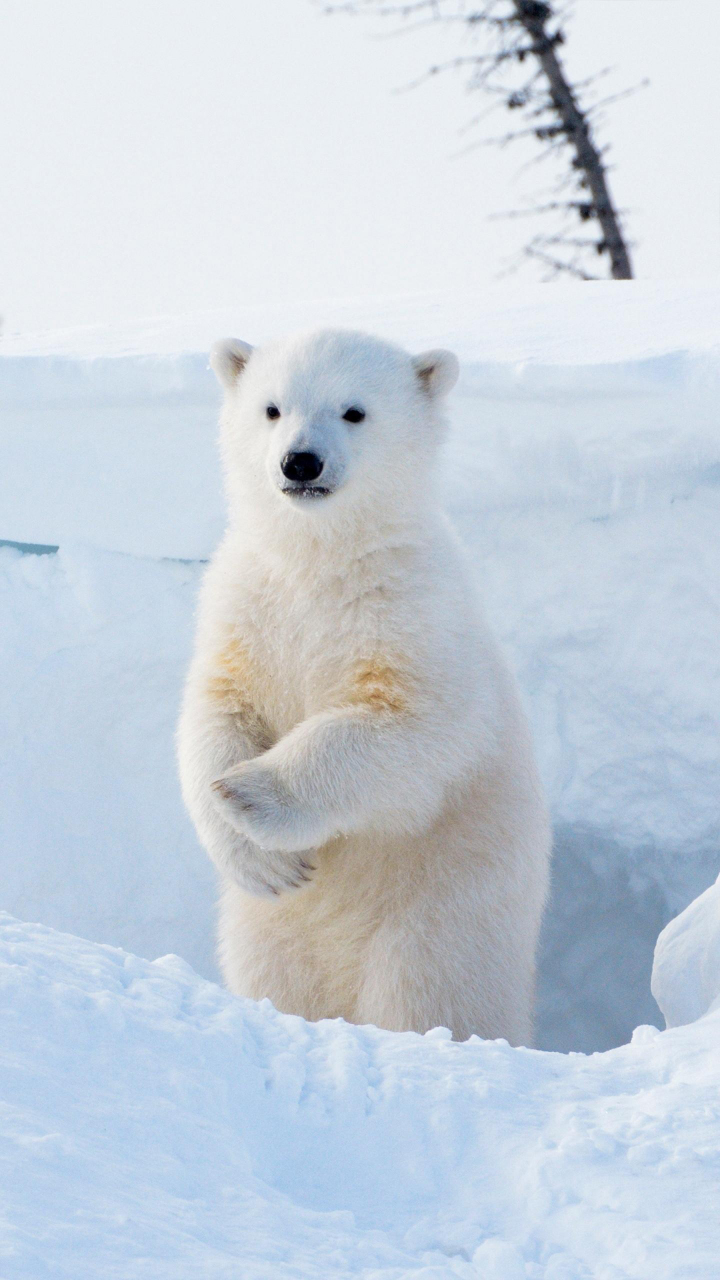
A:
<box><xmin>0</xmin><ymin>543</ymin><xmax>217</xmax><ymax>980</ymax></box>
<box><xmin>652</xmin><ymin>872</ymin><xmax>720</xmax><ymax>1028</ymax></box>
<box><xmin>1</xmin><ymin>281</ymin><xmax>719</xmax><ymax>1052</ymax></box>
<box><xmin>1</xmin><ymin>913</ymin><xmax>719</xmax><ymax>1279</ymax></box>
<box><xmin>2</xmin><ymin>281</ymin><xmax>720</xmax><ymax>560</ymax></box>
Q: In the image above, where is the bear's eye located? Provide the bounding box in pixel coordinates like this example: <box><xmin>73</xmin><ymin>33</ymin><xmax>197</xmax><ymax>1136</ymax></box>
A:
<box><xmin>266</xmin><ymin>404</ymin><xmax>280</xmax><ymax>420</ymax></box>
<box><xmin>342</xmin><ymin>407</ymin><xmax>365</xmax><ymax>424</ymax></box>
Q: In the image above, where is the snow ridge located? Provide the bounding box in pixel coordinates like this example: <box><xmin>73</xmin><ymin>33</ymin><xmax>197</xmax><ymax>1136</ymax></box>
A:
<box><xmin>1</xmin><ymin>913</ymin><xmax>719</xmax><ymax>1279</ymax></box>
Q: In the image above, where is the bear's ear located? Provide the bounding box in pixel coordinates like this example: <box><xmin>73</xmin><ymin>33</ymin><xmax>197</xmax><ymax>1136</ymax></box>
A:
<box><xmin>412</xmin><ymin>349</ymin><xmax>459</xmax><ymax>399</ymax></box>
<box><xmin>210</xmin><ymin>338</ymin><xmax>254</xmax><ymax>390</ymax></box>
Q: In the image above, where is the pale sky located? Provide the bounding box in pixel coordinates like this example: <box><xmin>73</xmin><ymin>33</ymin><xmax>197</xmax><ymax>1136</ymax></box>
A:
<box><xmin>1</xmin><ymin>0</ymin><xmax>718</xmax><ymax>334</ymax></box>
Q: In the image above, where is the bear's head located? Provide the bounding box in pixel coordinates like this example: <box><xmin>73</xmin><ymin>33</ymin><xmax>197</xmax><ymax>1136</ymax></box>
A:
<box><xmin>210</xmin><ymin>328</ymin><xmax>458</xmax><ymax>533</ymax></box>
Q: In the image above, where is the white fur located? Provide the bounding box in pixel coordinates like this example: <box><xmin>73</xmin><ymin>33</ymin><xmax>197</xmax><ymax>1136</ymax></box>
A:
<box><xmin>178</xmin><ymin>328</ymin><xmax>550</xmax><ymax>1044</ymax></box>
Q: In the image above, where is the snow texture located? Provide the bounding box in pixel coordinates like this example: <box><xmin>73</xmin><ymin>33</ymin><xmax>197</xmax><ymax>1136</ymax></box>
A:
<box><xmin>1</xmin><ymin>280</ymin><xmax>720</xmax><ymax>1053</ymax></box>
<box><xmin>1</xmin><ymin>912</ymin><xmax>719</xmax><ymax>1279</ymax></box>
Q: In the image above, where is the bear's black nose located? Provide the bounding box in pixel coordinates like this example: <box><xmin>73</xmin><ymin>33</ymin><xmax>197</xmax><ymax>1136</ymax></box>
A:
<box><xmin>281</xmin><ymin>452</ymin><xmax>324</xmax><ymax>483</ymax></box>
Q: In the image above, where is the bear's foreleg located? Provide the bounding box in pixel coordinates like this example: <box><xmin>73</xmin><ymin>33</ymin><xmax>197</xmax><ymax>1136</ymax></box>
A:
<box><xmin>177</xmin><ymin>685</ymin><xmax>316</xmax><ymax>897</ymax></box>
<box><xmin>210</xmin><ymin>704</ymin><xmax>457</xmax><ymax>855</ymax></box>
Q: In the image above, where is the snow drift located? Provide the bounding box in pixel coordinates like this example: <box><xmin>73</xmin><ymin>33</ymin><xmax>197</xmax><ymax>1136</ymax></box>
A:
<box><xmin>1</xmin><ymin>280</ymin><xmax>719</xmax><ymax>1052</ymax></box>
<box><xmin>652</xmin><ymin>871</ymin><xmax>720</xmax><ymax>1028</ymax></box>
<box><xmin>1</xmin><ymin>910</ymin><xmax>719</xmax><ymax>1279</ymax></box>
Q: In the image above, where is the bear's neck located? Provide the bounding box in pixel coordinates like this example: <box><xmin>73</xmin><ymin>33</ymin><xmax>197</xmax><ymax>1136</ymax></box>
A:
<box><xmin>230</xmin><ymin>485</ymin><xmax>442</xmax><ymax>573</ymax></box>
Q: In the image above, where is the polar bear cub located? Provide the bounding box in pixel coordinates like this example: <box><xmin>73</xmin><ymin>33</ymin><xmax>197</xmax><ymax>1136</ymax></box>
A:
<box><xmin>178</xmin><ymin>328</ymin><xmax>550</xmax><ymax>1045</ymax></box>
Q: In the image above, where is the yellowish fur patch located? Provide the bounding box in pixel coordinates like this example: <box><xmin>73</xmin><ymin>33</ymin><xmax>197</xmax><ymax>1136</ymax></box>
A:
<box><xmin>205</xmin><ymin>639</ymin><xmax>270</xmax><ymax>734</ymax></box>
<box><xmin>347</xmin><ymin>659</ymin><xmax>408</xmax><ymax>715</ymax></box>
<box><xmin>206</xmin><ymin>640</ymin><xmax>254</xmax><ymax>705</ymax></box>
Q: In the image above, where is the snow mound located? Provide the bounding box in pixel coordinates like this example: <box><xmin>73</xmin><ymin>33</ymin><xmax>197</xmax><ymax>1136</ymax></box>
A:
<box><xmin>652</xmin><ymin>873</ymin><xmax>720</xmax><ymax>1029</ymax></box>
<box><xmin>1</xmin><ymin>913</ymin><xmax>719</xmax><ymax>1279</ymax></box>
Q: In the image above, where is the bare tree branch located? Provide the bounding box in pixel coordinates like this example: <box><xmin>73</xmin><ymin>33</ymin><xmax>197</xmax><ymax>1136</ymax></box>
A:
<box><xmin>524</xmin><ymin>245</ymin><xmax>599</xmax><ymax>280</ymax></box>
<box><xmin>323</xmin><ymin>0</ymin><xmax>639</xmax><ymax>280</ymax></box>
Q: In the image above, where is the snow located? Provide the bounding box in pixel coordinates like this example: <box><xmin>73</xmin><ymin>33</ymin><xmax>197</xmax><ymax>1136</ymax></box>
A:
<box><xmin>0</xmin><ymin>543</ymin><xmax>217</xmax><ymax>980</ymax></box>
<box><xmin>652</xmin><ymin>872</ymin><xmax>720</xmax><ymax>1029</ymax></box>
<box><xmin>1</xmin><ymin>912</ymin><xmax>719</xmax><ymax>1278</ymax></box>
<box><xmin>2</xmin><ymin>280</ymin><xmax>719</xmax><ymax>1054</ymax></box>
<box><xmin>2</xmin><ymin>279</ymin><xmax>720</xmax><ymax>1272</ymax></box>
<box><xmin>2</xmin><ymin>281</ymin><xmax>720</xmax><ymax>561</ymax></box>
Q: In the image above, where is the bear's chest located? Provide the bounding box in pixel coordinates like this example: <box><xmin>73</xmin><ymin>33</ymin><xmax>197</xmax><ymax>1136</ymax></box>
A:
<box><xmin>221</xmin><ymin>559</ymin><xmax>396</xmax><ymax>737</ymax></box>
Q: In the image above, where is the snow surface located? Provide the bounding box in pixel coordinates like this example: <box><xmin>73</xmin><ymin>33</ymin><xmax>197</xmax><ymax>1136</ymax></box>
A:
<box><xmin>652</xmin><ymin>872</ymin><xmax>720</xmax><ymax>1029</ymax></box>
<box><xmin>1</xmin><ymin>280</ymin><xmax>719</xmax><ymax>1053</ymax></box>
<box><xmin>1</xmin><ymin>912</ymin><xmax>719</xmax><ymax>1279</ymax></box>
